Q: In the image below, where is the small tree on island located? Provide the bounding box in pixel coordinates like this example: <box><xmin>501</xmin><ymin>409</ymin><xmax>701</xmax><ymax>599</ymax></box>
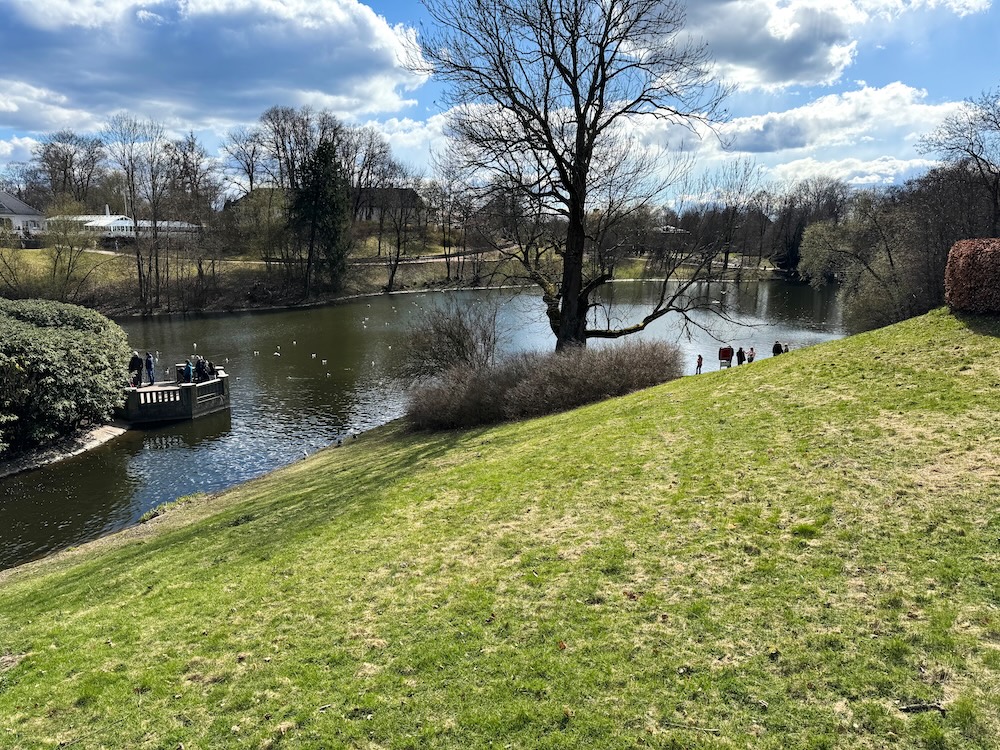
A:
<box><xmin>415</xmin><ymin>0</ymin><xmax>730</xmax><ymax>350</ymax></box>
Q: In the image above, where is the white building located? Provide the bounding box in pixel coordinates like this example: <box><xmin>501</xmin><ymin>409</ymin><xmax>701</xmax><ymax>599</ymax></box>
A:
<box><xmin>0</xmin><ymin>191</ymin><xmax>45</xmax><ymax>235</ymax></box>
<box><xmin>48</xmin><ymin>208</ymin><xmax>200</xmax><ymax>240</ymax></box>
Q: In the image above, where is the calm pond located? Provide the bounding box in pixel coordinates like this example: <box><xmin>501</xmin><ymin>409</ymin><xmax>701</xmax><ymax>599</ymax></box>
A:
<box><xmin>0</xmin><ymin>280</ymin><xmax>843</xmax><ymax>570</ymax></box>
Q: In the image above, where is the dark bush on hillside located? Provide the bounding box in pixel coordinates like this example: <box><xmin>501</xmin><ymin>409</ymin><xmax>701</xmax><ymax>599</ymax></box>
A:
<box><xmin>406</xmin><ymin>339</ymin><xmax>682</xmax><ymax>430</ymax></box>
<box><xmin>0</xmin><ymin>298</ymin><xmax>131</xmax><ymax>456</ymax></box>
<box><xmin>505</xmin><ymin>341</ymin><xmax>683</xmax><ymax>420</ymax></box>
<box><xmin>944</xmin><ymin>239</ymin><xmax>1000</xmax><ymax>314</ymax></box>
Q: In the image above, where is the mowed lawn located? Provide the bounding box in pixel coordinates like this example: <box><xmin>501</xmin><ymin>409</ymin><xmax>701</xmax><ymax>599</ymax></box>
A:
<box><xmin>1</xmin><ymin>308</ymin><xmax>998</xmax><ymax>749</ymax></box>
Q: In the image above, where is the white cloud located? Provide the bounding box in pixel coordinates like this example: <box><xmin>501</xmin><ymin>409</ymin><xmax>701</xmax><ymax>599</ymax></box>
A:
<box><xmin>857</xmin><ymin>0</ymin><xmax>990</xmax><ymax>18</ymax></box>
<box><xmin>621</xmin><ymin>82</ymin><xmax>960</xmax><ymax>188</ymax></box>
<box><xmin>6</xmin><ymin>0</ymin><xmax>158</xmax><ymax>29</ymax></box>
<box><xmin>0</xmin><ymin>80</ymin><xmax>104</xmax><ymax>133</ymax></box>
<box><xmin>0</xmin><ymin>136</ymin><xmax>39</xmax><ymax>162</ymax></box>
<box><xmin>768</xmin><ymin>154</ymin><xmax>939</xmax><ymax>185</ymax></box>
<box><xmin>687</xmin><ymin>0</ymin><xmax>990</xmax><ymax>90</ymax></box>
<box><xmin>0</xmin><ymin>0</ymin><xmax>422</xmax><ymax>135</ymax></box>
<box><xmin>725</xmin><ymin>83</ymin><xmax>960</xmax><ymax>154</ymax></box>
<box><xmin>686</xmin><ymin>0</ymin><xmax>862</xmax><ymax>89</ymax></box>
<box><xmin>136</xmin><ymin>9</ymin><xmax>168</xmax><ymax>24</ymax></box>
<box><xmin>370</xmin><ymin>114</ymin><xmax>450</xmax><ymax>170</ymax></box>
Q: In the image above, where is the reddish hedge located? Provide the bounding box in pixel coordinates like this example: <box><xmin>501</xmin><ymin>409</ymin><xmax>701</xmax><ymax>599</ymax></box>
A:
<box><xmin>944</xmin><ymin>238</ymin><xmax>1000</xmax><ymax>314</ymax></box>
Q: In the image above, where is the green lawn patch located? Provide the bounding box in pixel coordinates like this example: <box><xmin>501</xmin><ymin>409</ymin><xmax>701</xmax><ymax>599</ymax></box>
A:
<box><xmin>0</xmin><ymin>308</ymin><xmax>998</xmax><ymax>748</ymax></box>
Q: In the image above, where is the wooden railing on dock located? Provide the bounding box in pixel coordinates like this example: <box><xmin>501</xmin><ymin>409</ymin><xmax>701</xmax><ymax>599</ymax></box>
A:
<box><xmin>121</xmin><ymin>370</ymin><xmax>230</xmax><ymax>425</ymax></box>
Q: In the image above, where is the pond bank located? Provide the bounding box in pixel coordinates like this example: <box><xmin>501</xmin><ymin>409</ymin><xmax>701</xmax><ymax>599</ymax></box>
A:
<box><xmin>1</xmin><ymin>279</ymin><xmax>845</xmax><ymax>572</ymax></box>
<box><xmin>0</xmin><ymin>420</ymin><xmax>129</xmax><ymax>480</ymax></box>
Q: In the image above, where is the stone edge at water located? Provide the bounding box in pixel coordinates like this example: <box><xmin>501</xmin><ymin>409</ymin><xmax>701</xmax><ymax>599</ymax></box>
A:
<box><xmin>0</xmin><ymin>421</ymin><xmax>130</xmax><ymax>480</ymax></box>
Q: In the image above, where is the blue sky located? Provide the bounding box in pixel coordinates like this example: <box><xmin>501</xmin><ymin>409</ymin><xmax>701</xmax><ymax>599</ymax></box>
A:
<box><xmin>0</xmin><ymin>0</ymin><xmax>996</xmax><ymax>192</ymax></box>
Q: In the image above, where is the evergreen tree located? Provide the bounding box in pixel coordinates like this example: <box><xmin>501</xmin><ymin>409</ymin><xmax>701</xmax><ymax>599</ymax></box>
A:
<box><xmin>289</xmin><ymin>141</ymin><xmax>350</xmax><ymax>295</ymax></box>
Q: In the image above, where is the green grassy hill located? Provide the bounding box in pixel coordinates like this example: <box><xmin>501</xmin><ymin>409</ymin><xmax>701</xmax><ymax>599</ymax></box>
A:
<box><xmin>1</xmin><ymin>308</ymin><xmax>998</xmax><ymax>749</ymax></box>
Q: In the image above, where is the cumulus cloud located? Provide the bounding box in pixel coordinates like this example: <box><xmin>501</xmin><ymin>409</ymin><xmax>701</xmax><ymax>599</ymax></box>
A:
<box><xmin>858</xmin><ymin>0</ymin><xmax>990</xmax><ymax>18</ymax></box>
<box><xmin>686</xmin><ymin>0</ymin><xmax>989</xmax><ymax>90</ymax></box>
<box><xmin>0</xmin><ymin>80</ymin><xmax>105</xmax><ymax>133</ymax></box>
<box><xmin>6</xmin><ymin>0</ymin><xmax>149</xmax><ymax>29</ymax></box>
<box><xmin>768</xmin><ymin>155</ymin><xmax>939</xmax><ymax>185</ymax></box>
<box><xmin>725</xmin><ymin>83</ymin><xmax>960</xmax><ymax>155</ymax></box>
<box><xmin>0</xmin><ymin>136</ymin><xmax>38</xmax><ymax>162</ymax></box>
<box><xmin>370</xmin><ymin>113</ymin><xmax>450</xmax><ymax>169</ymax></box>
<box><xmin>689</xmin><ymin>0</ymin><xmax>860</xmax><ymax>89</ymax></box>
<box><xmin>626</xmin><ymin>82</ymin><xmax>959</xmax><ymax>187</ymax></box>
<box><xmin>0</xmin><ymin>0</ymin><xmax>422</xmax><ymax>137</ymax></box>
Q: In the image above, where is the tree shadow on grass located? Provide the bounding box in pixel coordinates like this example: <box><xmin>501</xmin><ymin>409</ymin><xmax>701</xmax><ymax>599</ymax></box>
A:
<box><xmin>952</xmin><ymin>310</ymin><xmax>1000</xmax><ymax>337</ymax></box>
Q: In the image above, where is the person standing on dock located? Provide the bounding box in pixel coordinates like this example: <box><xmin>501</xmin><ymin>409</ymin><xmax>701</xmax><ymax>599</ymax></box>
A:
<box><xmin>128</xmin><ymin>351</ymin><xmax>143</xmax><ymax>387</ymax></box>
<box><xmin>145</xmin><ymin>352</ymin><xmax>155</xmax><ymax>386</ymax></box>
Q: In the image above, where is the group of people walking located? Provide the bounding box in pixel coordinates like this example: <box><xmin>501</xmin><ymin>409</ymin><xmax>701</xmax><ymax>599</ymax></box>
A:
<box><xmin>694</xmin><ymin>340</ymin><xmax>790</xmax><ymax>374</ymax></box>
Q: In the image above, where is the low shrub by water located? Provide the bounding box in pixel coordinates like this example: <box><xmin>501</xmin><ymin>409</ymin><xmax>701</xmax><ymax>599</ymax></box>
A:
<box><xmin>406</xmin><ymin>339</ymin><xmax>682</xmax><ymax>430</ymax></box>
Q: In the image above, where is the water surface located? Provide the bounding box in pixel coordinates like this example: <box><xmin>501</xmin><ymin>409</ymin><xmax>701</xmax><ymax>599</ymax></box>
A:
<box><xmin>0</xmin><ymin>281</ymin><xmax>843</xmax><ymax>570</ymax></box>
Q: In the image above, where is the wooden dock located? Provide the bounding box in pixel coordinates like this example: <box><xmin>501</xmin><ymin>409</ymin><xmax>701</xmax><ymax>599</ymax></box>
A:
<box><xmin>121</xmin><ymin>369</ymin><xmax>230</xmax><ymax>425</ymax></box>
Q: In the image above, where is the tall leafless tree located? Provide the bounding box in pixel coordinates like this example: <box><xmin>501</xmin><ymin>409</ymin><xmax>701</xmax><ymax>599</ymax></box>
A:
<box><xmin>33</xmin><ymin>130</ymin><xmax>105</xmax><ymax>207</ymax></box>
<box><xmin>430</xmin><ymin>144</ymin><xmax>475</xmax><ymax>279</ymax></box>
<box><xmin>918</xmin><ymin>87</ymin><xmax>1000</xmax><ymax>236</ymax></box>
<box><xmin>222</xmin><ymin>125</ymin><xmax>266</xmax><ymax>197</ymax></box>
<box><xmin>258</xmin><ymin>106</ymin><xmax>343</xmax><ymax>191</ymax></box>
<box><xmin>381</xmin><ymin>163</ymin><xmax>425</xmax><ymax>292</ymax></box>
<box><xmin>165</xmin><ymin>132</ymin><xmax>223</xmax><ymax>307</ymax></box>
<box><xmin>339</xmin><ymin>126</ymin><xmax>394</xmax><ymax>221</ymax></box>
<box><xmin>103</xmin><ymin>113</ymin><xmax>171</xmax><ymax>309</ymax></box>
<box><xmin>103</xmin><ymin>113</ymin><xmax>149</xmax><ymax>306</ymax></box>
<box><xmin>417</xmin><ymin>0</ymin><xmax>728</xmax><ymax>349</ymax></box>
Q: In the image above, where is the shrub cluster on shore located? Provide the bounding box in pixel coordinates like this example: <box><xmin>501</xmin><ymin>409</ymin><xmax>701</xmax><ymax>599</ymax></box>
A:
<box><xmin>406</xmin><ymin>339</ymin><xmax>683</xmax><ymax>430</ymax></box>
<box><xmin>0</xmin><ymin>298</ymin><xmax>129</xmax><ymax>456</ymax></box>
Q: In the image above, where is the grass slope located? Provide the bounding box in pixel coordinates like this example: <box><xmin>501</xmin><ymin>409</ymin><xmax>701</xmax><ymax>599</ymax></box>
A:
<box><xmin>1</xmin><ymin>309</ymin><xmax>999</xmax><ymax>749</ymax></box>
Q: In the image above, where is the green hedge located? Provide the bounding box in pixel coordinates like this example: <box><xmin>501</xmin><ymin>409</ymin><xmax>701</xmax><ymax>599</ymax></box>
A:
<box><xmin>944</xmin><ymin>238</ymin><xmax>1000</xmax><ymax>314</ymax></box>
<box><xmin>0</xmin><ymin>298</ymin><xmax>131</xmax><ymax>456</ymax></box>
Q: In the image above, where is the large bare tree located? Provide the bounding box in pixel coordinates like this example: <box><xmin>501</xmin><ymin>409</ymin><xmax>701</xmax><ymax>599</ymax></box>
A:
<box><xmin>33</xmin><ymin>130</ymin><xmax>105</xmax><ymax>207</ymax></box>
<box><xmin>417</xmin><ymin>0</ymin><xmax>728</xmax><ymax>349</ymax></box>
<box><xmin>222</xmin><ymin>125</ymin><xmax>266</xmax><ymax>197</ymax></box>
<box><xmin>258</xmin><ymin>106</ymin><xmax>343</xmax><ymax>191</ymax></box>
<box><xmin>339</xmin><ymin>126</ymin><xmax>395</xmax><ymax>221</ymax></box>
<box><xmin>103</xmin><ymin>113</ymin><xmax>171</xmax><ymax>309</ymax></box>
<box><xmin>918</xmin><ymin>87</ymin><xmax>1000</xmax><ymax>237</ymax></box>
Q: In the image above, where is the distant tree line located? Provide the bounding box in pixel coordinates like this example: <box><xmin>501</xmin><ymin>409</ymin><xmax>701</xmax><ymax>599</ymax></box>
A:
<box><xmin>0</xmin><ymin>106</ymin><xmax>460</xmax><ymax>309</ymax></box>
<box><xmin>2</xmin><ymin>84</ymin><xmax>1000</xmax><ymax>331</ymax></box>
